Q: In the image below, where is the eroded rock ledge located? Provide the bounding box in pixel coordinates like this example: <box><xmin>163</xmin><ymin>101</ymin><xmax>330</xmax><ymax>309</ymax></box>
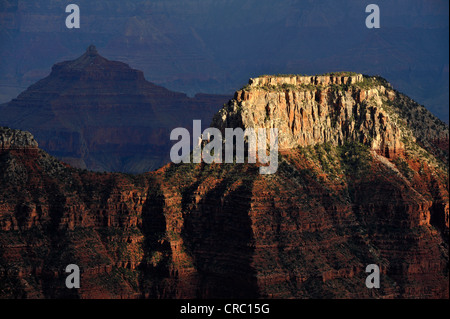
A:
<box><xmin>213</xmin><ymin>73</ymin><xmax>407</xmax><ymax>158</ymax></box>
<box><xmin>248</xmin><ymin>73</ymin><xmax>364</xmax><ymax>87</ymax></box>
<box><xmin>0</xmin><ymin>127</ymin><xmax>38</xmax><ymax>151</ymax></box>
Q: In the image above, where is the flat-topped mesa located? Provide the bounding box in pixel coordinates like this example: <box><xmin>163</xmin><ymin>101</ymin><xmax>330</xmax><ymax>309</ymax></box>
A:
<box><xmin>212</xmin><ymin>73</ymin><xmax>445</xmax><ymax>159</ymax></box>
<box><xmin>247</xmin><ymin>73</ymin><xmax>364</xmax><ymax>88</ymax></box>
<box><xmin>0</xmin><ymin>127</ymin><xmax>38</xmax><ymax>151</ymax></box>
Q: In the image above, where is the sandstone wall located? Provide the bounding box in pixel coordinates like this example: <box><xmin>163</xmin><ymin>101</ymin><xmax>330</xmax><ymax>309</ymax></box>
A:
<box><xmin>213</xmin><ymin>74</ymin><xmax>404</xmax><ymax>158</ymax></box>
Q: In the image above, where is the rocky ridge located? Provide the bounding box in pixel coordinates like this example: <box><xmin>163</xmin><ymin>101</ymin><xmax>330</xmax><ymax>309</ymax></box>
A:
<box><xmin>0</xmin><ymin>73</ymin><xmax>448</xmax><ymax>299</ymax></box>
<box><xmin>213</xmin><ymin>73</ymin><xmax>448</xmax><ymax>163</ymax></box>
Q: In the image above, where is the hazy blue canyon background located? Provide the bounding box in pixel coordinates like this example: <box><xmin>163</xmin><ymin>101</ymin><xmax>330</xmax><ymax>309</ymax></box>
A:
<box><xmin>0</xmin><ymin>0</ymin><xmax>448</xmax><ymax>121</ymax></box>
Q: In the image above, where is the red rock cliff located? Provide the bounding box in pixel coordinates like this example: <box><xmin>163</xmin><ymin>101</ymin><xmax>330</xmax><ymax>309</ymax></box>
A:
<box><xmin>0</xmin><ymin>73</ymin><xmax>448</xmax><ymax>299</ymax></box>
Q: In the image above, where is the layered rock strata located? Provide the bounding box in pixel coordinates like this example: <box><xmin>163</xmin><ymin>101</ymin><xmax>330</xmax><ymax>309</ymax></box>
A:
<box><xmin>0</xmin><ymin>73</ymin><xmax>448</xmax><ymax>299</ymax></box>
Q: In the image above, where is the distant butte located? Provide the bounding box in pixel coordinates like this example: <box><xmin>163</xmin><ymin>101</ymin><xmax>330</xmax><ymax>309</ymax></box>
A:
<box><xmin>0</xmin><ymin>46</ymin><xmax>232</xmax><ymax>173</ymax></box>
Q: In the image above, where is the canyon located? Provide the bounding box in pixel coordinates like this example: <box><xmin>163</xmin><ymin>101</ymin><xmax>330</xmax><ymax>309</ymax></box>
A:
<box><xmin>0</xmin><ymin>72</ymin><xmax>448</xmax><ymax>299</ymax></box>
